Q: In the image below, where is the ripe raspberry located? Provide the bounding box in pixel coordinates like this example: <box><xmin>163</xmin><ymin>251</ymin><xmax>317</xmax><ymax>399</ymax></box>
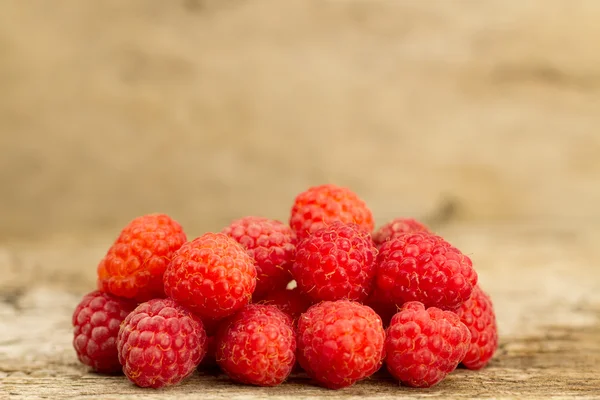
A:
<box><xmin>375</xmin><ymin>232</ymin><xmax>477</xmax><ymax>310</ymax></box>
<box><xmin>97</xmin><ymin>214</ymin><xmax>187</xmax><ymax>301</ymax></box>
<box><xmin>72</xmin><ymin>290</ymin><xmax>136</xmax><ymax>374</ymax></box>
<box><xmin>297</xmin><ymin>300</ymin><xmax>385</xmax><ymax>389</ymax></box>
<box><xmin>163</xmin><ymin>233</ymin><xmax>256</xmax><ymax>320</ymax></box>
<box><xmin>292</xmin><ymin>221</ymin><xmax>377</xmax><ymax>302</ymax></box>
<box><xmin>257</xmin><ymin>286</ymin><xmax>313</xmax><ymax>323</ymax></box>
<box><xmin>456</xmin><ymin>285</ymin><xmax>498</xmax><ymax>370</ymax></box>
<box><xmin>290</xmin><ymin>184</ymin><xmax>374</xmax><ymax>240</ymax></box>
<box><xmin>222</xmin><ymin>216</ymin><xmax>295</xmax><ymax>300</ymax></box>
<box><xmin>373</xmin><ymin>218</ymin><xmax>430</xmax><ymax>247</ymax></box>
<box><xmin>216</xmin><ymin>304</ymin><xmax>296</xmax><ymax>386</ymax></box>
<box><xmin>385</xmin><ymin>301</ymin><xmax>471</xmax><ymax>388</ymax></box>
<box><xmin>117</xmin><ymin>298</ymin><xmax>207</xmax><ymax>388</ymax></box>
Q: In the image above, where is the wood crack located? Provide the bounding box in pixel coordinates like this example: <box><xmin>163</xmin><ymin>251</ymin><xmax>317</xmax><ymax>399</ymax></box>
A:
<box><xmin>490</xmin><ymin>65</ymin><xmax>600</xmax><ymax>92</ymax></box>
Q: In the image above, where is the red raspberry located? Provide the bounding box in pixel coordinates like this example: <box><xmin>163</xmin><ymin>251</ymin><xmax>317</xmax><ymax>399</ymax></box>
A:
<box><xmin>296</xmin><ymin>300</ymin><xmax>385</xmax><ymax>389</ymax></box>
<box><xmin>257</xmin><ymin>286</ymin><xmax>313</xmax><ymax>323</ymax></box>
<box><xmin>373</xmin><ymin>218</ymin><xmax>430</xmax><ymax>247</ymax></box>
<box><xmin>117</xmin><ymin>298</ymin><xmax>207</xmax><ymax>388</ymax></box>
<box><xmin>292</xmin><ymin>221</ymin><xmax>377</xmax><ymax>302</ymax></box>
<box><xmin>456</xmin><ymin>285</ymin><xmax>498</xmax><ymax>370</ymax></box>
<box><xmin>216</xmin><ymin>304</ymin><xmax>296</xmax><ymax>386</ymax></box>
<box><xmin>97</xmin><ymin>214</ymin><xmax>187</xmax><ymax>301</ymax></box>
<box><xmin>290</xmin><ymin>184</ymin><xmax>374</xmax><ymax>240</ymax></box>
<box><xmin>385</xmin><ymin>301</ymin><xmax>471</xmax><ymax>388</ymax></box>
<box><xmin>163</xmin><ymin>233</ymin><xmax>256</xmax><ymax>320</ymax></box>
<box><xmin>72</xmin><ymin>290</ymin><xmax>136</xmax><ymax>374</ymax></box>
<box><xmin>375</xmin><ymin>231</ymin><xmax>477</xmax><ymax>310</ymax></box>
<box><xmin>222</xmin><ymin>216</ymin><xmax>295</xmax><ymax>300</ymax></box>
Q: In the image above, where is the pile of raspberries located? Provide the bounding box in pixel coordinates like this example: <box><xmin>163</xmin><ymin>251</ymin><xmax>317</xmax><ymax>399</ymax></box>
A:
<box><xmin>72</xmin><ymin>184</ymin><xmax>498</xmax><ymax>390</ymax></box>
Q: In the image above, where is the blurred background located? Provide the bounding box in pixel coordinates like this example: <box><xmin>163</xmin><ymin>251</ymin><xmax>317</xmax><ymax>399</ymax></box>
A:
<box><xmin>1</xmin><ymin>0</ymin><xmax>600</xmax><ymax>242</ymax></box>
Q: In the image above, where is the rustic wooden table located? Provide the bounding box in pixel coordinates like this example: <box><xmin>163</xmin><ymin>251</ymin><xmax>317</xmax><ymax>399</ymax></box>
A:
<box><xmin>2</xmin><ymin>223</ymin><xmax>599</xmax><ymax>399</ymax></box>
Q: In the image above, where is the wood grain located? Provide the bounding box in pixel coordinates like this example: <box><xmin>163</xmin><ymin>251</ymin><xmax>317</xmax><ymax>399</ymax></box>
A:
<box><xmin>2</xmin><ymin>223</ymin><xmax>599</xmax><ymax>399</ymax></box>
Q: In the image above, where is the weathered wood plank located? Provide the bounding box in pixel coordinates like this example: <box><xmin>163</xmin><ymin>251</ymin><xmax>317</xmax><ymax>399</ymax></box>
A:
<box><xmin>1</xmin><ymin>223</ymin><xmax>600</xmax><ymax>399</ymax></box>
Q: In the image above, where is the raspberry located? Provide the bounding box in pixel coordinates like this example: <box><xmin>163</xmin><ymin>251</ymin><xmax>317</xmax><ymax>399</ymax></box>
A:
<box><xmin>97</xmin><ymin>214</ymin><xmax>187</xmax><ymax>301</ymax></box>
<box><xmin>257</xmin><ymin>286</ymin><xmax>313</xmax><ymax>323</ymax></box>
<box><xmin>290</xmin><ymin>184</ymin><xmax>374</xmax><ymax>240</ymax></box>
<box><xmin>292</xmin><ymin>221</ymin><xmax>377</xmax><ymax>302</ymax></box>
<box><xmin>456</xmin><ymin>285</ymin><xmax>498</xmax><ymax>370</ymax></box>
<box><xmin>163</xmin><ymin>233</ymin><xmax>256</xmax><ymax>320</ymax></box>
<box><xmin>216</xmin><ymin>304</ymin><xmax>296</xmax><ymax>386</ymax></box>
<box><xmin>375</xmin><ymin>231</ymin><xmax>477</xmax><ymax>310</ymax></box>
<box><xmin>296</xmin><ymin>300</ymin><xmax>385</xmax><ymax>389</ymax></box>
<box><xmin>72</xmin><ymin>290</ymin><xmax>136</xmax><ymax>374</ymax></box>
<box><xmin>373</xmin><ymin>218</ymin><xmax>430</xmax><ymax>248</ymax></box>
<box><xmin>117</xmin><ymin>298</ymin><xmax>207</xmax><ymax>388</ymax></box>
<box><xmin>385</xmin><ymin>301</ymin><xmax>471</xmax><ymax>388</ymax></box>
<box><xmin>222</xmin><ymin>216</ymin><xmax>295</xmax><ymax>300</ymax></box>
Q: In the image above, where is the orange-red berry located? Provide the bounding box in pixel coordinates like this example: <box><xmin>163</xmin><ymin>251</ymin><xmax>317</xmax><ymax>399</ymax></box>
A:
<box><xmin>290</xmin><ymin>184</ymin><xmax>374</xmax><ymax>241</ymax></box>
<box><xmin>97</xmin><ymin>214</ymin><xmax>187</xmax><ymax>302</ymax></box>
<box><xmin>163</xmin><ymin>233</ymin><xmax>256</xmax><ymax>320</ymax></box>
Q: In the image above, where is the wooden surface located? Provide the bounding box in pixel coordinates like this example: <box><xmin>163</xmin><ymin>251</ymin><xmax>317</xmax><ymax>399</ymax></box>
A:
<box><xmin>2</xmin><ymin>0</ymin><xmax>600</xmax><ymax>398</ymax></box>
<box><xmin>2</xmin><ymin>223</ymin><xmax>599</xmax><ymax>399</ymax></box>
